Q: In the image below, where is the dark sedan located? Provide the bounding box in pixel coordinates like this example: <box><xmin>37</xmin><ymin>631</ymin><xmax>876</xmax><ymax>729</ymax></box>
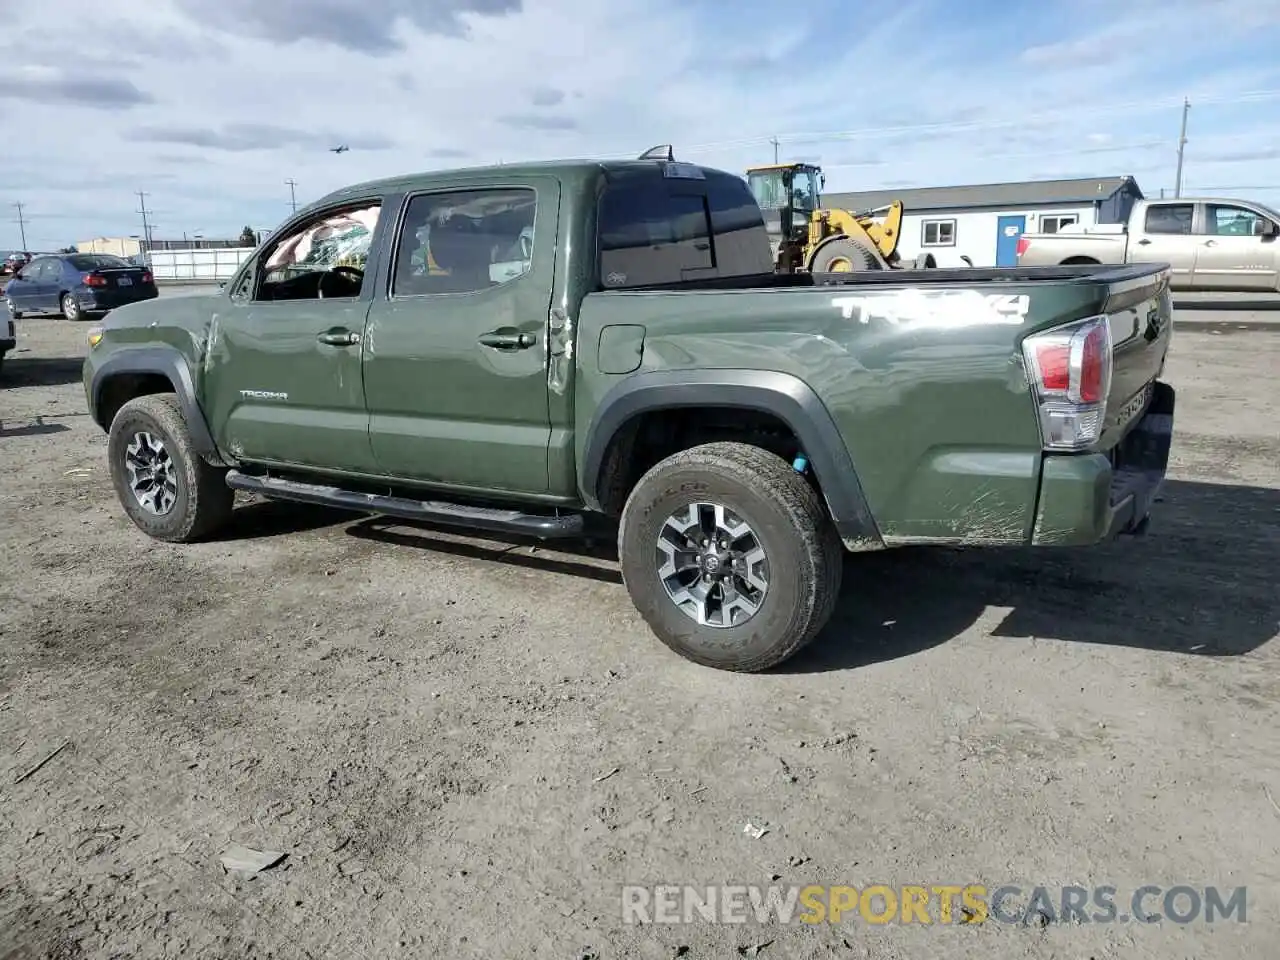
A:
<box><xmin>4</xmin><ymin>253</ymin><xmax>158</xmax><ymax>321</ymax></box>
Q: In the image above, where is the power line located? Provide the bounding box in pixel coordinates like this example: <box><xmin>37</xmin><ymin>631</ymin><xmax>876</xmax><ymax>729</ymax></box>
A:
<box><xmin>285</xmin><ymin>178</ymin><xmax>298</xmax><ymax>212</ymax></box>
<box><xmin>599</xmin><ymin>88</ymin><xmax>1280</xmax><ymax>160</ymax></box>
<box><xmin>12</xmin><ymin>202</ymin><xmax>27</xmax><ymax>249</ymax></box>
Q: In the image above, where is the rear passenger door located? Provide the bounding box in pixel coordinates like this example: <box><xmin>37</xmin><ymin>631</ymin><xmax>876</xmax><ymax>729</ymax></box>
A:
<box><xmin>12</xmin><ymin>259</ymin><xmax>55</xmax><ymax>312</ymax></box>
<box><xmin>361</xmin><ymin>177</ymin><xmax>560</xmax><ymax>495</ymax></box>
<box><xmin>1130</xmin><ymin>203</ymin><xmax>1195</xmax><ymax>286</ymax></box>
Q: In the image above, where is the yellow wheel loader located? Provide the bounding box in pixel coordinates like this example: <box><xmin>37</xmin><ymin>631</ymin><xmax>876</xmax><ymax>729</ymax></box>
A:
<box><xmin>744</xmin><ymin>162</ymin><xmax>936</xmax><ymax>273</ymax></box>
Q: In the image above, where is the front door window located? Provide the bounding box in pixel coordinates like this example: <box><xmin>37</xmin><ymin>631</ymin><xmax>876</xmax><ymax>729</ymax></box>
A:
<box><xmin>253</xmin><ymin>202</ymin><xmax>382</xmax><ymax>301</ymax></box>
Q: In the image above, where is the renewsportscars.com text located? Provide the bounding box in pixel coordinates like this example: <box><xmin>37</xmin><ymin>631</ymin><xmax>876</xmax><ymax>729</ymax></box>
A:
<box><xmin>621</xmin><ymin>883</ymin><xmax>1247</xmax><ymax>926</ymax></box>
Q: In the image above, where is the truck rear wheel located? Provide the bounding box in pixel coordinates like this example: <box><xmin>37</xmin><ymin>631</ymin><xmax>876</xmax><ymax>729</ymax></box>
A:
<box><xmin>618</xmin><ymin>442</ymin><xmax>843</xmax><ymax>672</ymax></box>
<box><xmin>107</xmin><ymin>394</ymin><xmax>234</xmax><ymax>542</ymax></box>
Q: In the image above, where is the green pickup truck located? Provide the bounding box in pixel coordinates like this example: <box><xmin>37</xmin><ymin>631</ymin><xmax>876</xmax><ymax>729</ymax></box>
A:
<box><xmin>81</xmin><ymin>153</ymin><xmax>1176</xmax><ymax>672</ymax></box>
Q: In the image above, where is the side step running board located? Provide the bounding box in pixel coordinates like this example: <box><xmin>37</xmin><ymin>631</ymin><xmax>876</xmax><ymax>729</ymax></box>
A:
<box><xmin>225</xmin><ymin>470</ymin><xmax>585</xmax><ymax>539</ymax></box>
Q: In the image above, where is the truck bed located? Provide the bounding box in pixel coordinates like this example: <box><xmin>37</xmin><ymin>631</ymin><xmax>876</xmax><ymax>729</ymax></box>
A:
<box><xmin>616</xmin><ymin>261</ymin><xmax>1163</xmax><ymax>292</ymax></box>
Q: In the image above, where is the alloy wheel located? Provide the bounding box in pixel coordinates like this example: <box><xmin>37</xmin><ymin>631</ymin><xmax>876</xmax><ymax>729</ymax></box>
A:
<box><xmin>124</xmin><ymin>431</ymin><xmax>179</xmax><ymax>515</ymax></box>
<box><xmin>655</xmin><ymin>501</ymin><xmax>770</xmax><ymax>627</ymax></box>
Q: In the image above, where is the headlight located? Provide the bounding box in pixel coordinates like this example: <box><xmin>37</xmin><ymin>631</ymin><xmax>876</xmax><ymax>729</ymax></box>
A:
<box><xmin>87</xmin><ymin>326</ymin><xmax>104</xmax><ymax>348</ymax></box>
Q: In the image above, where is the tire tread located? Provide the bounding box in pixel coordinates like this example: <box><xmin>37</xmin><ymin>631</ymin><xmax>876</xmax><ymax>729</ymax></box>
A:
<box><xmin>108</xmin><ymin>393</ymin><xmax>233</xmax><ymax>542</ymax></box>
<box><xmin>618</xmin><ymin>440</ymin><xmax>843</xmax><ymax>672</ymax></box>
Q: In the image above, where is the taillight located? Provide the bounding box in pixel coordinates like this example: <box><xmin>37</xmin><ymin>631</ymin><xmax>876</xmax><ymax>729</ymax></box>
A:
<box><xmin>1015</xmin><ymin>236</ymin><xmax>1031</xmax><ymax>258</ymax></box>
<box><xmin>141</xmin><ymin>271</ymin><xmax>153</xmax><ymax>284</ymax></box>
<box><xmin>1021</xmin><ymin>315</ymin><xmax>1112</xmax><ymax>450</ymax></box>
<box><xmin>84</xmin><ymin>273</ymin><xmax>107</xmax><ymax>287</ymax></box>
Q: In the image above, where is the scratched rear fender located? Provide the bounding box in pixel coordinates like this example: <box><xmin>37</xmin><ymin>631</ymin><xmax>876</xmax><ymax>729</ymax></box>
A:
<box><xmin>576</xmin><ymin>277</ymin><xmax>1116</xmax><ymax>544</ymax></box>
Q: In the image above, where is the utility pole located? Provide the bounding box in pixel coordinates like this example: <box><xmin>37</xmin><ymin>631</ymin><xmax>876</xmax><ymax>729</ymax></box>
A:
<box><xmin>12</xmin><ymin>202</ymin><xmax>27</xmax><ymax>249</ymax></box>
<box><xmin>135</xmin><ymin>191</ymin><xmax>152</xmax><ymax>250</ymax></box>
<box><xmin>769</xmin><ymin>136</ymin><xmax>780</xmax><ymax>164</ymax></box>
<box><xmin>285</xmin><ymin>178</ymin><xmax>298</xmax><ymax>213</ymax></box>
<box><xmin>1174</xmin><ymin>98</ymin><xmax>1190</xmax><ymax>198</ymax></box>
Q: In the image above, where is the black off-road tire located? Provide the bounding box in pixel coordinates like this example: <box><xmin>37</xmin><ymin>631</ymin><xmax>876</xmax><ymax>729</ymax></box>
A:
<box><xmin>808</xmin><ymin>236</ymin><xmax>881</xmax><ymax>272</ymax></box>
<box><xmin>107</xmin><ymin>394</ymin><xmax>234</xmax><ymax>542</ymax></box>
<box><xmin>618</xmin><ymin>441</ymin><xmax>844</xmax><ymax>672</ymax></box>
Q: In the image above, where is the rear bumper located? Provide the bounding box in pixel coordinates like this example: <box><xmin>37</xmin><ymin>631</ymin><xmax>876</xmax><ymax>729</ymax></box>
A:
<box><xmin>1031</xmin><ymin>380</ymin><xmax>1175</xmax><ymax>545</ymax></box>
<box><xmin>80</xmin><ymin>287</ymin><xmax>159</xmax><ymax>312</ymax></box>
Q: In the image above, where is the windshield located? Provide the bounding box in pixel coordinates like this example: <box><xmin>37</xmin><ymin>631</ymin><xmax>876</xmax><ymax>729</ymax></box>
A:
<box><xmin>747</xmin><ymin>171</ymin><xmax>786</xmax><ymax>211</ymax></box>
<box><xmin>1255</xmin><ymin>201</ymin><xmax>1280</xmax><ymax>223</ymax></box>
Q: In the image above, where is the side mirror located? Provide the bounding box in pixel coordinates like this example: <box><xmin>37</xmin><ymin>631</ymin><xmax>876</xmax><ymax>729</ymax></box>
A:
<box><xmin>1254</xmin><ymin>219</ymin><xmax>1278</xmax><ymax>237</ymax></box>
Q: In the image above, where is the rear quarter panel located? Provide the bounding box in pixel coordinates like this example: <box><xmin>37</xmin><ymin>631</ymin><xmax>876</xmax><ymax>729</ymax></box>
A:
<box><xmin>1017</xmin><ymin>233</ymin><xmax>1128</xmax><ymax>266</ymax></box>
<box><xmin>575</xmin><ymin>277</ymin><xmax>1118</xmax><ymax>544</ymax></box>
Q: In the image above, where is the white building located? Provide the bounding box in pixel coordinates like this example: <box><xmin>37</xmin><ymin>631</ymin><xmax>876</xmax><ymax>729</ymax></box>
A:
<box><xmin>824</xmin><ymin>176</ymin><xmax>1145</xmax><ymax>268</ymax></box>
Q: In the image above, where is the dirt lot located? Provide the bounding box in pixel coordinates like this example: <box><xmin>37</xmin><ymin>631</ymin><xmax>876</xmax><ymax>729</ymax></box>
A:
<box><xmin>1</xmin><ymin>312</ymin><xmax>1277</xmax><ymax>959</ymax></box>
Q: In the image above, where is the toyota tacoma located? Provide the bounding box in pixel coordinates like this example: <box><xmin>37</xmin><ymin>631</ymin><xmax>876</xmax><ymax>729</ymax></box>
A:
<box><xmin>82</xmin><ymin>152</ymin><xmax>1176</xmax><ymax>672</ymax></box>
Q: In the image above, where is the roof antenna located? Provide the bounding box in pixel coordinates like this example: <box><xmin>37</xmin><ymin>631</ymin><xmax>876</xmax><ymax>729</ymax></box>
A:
<box><xmin>638</xmin><ymin>144</ymin><xmax>674</xmax><ymax>161</ymax></box>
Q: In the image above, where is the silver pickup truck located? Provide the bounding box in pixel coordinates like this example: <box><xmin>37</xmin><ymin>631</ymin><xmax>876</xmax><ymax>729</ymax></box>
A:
<box><xmin>1016</xmin><ymin>196</ymin><xmax>1280</xmax><ymax>292</ymax></box>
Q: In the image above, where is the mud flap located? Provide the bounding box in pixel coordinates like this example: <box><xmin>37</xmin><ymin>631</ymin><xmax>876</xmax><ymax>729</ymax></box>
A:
<box><xmin>1108</xmin><ymin>380</ymin><xmax>1175</xmax><ymax>538</ymax></box>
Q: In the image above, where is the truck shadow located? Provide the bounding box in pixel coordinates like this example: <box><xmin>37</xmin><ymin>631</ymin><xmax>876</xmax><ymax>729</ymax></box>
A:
<box><xmin>1</xmin><ymin>357</ymin><xmax>85</xmax><ymax>388</ymax></box>
<box><xmin>241</xmin><ymin>478</ymin><xmax>1276</xmax><ymax>671</ymax></box>
<box><xmin>344</xmin><ymin>516</ymin><xmax>623</xmax><ymax>584</ymax></box>
<box><xmin>0</xmin><ymin>416</ymin><xmax>71</xmax><ymax>438</ymax></box>
<box><xmin>785</xmin><ymin>478</ymin><xmax>1279</xmax><ymax>672</ymax></box>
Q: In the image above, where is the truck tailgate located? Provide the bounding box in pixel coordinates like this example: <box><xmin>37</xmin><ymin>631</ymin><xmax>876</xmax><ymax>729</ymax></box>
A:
<box><xmin>1099</xmin><ymin>270</ymin><xmax>1173</xmax><ymax>450</ymax></box>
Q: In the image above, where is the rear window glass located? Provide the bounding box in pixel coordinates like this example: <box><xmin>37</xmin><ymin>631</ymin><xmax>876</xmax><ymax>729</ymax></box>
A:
<box><xmin>1144</xmin><ymin>204</ymin><xmax>1193</xmax><ymax>235</ymax></box>
<box><xmin>68</xmin><ymin>254</ymin><xmax>131</xmax><ymax>270</ymax></box>
<box><xmin>598</xmin><ymin>185</ymin><xmax>712</xmax><ymax>287</ymax></box>
<box><xmin>597</xmin><ymin>171</ymin><xmax>771</xmax><ymax>288</ymax></box>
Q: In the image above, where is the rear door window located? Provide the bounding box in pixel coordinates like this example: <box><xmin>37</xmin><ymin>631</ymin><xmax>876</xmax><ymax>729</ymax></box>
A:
<box><xmin>1144</xmin><ymin>204</ymin><xmax>1193</xmax><ymax>235</ymax></box>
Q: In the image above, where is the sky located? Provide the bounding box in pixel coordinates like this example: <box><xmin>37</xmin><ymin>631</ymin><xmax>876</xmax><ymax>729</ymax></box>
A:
<box><xmin>1</xmin><ymin>0</ymin><xmax>1279</xmax><ymax>250</ymax></box>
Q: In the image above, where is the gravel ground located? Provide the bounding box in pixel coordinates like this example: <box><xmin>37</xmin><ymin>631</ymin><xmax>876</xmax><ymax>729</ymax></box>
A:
<box><xmin>0</xmin><ymin>313</ymin><xmax>1277</xmax><ymax>959</ymax></box>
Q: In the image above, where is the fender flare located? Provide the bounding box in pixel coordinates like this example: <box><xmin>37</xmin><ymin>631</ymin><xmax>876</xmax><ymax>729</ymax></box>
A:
<box><xmin>579</xmin><ymin>368</ymin><xmax>882</xmax><ymax>545</ymax></box>
<box><xmin>89</xmin><ymin>346</ymin><xmax>223</xmax><ymax>462</ymax></box>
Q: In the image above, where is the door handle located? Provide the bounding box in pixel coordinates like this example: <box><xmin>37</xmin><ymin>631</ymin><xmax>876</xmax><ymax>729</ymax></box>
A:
<box><xmin>317</xmin><ymin>327</ymin><xmax>360</xmax><ymax>346</ymax></box>
<box><xmin>1203</xmin><ymin>240</ymin><xmax>1216</xmax><ymax>247</ymax></box>
<box><xmin>478</xmin><ymin>331</ymin><xmax>537</xmax><ymax>349</ymax></box>
<box><xmin>1137</xmin><ymin>239</ymin><xmax>1152</xmax><ymax>245</ymax></box>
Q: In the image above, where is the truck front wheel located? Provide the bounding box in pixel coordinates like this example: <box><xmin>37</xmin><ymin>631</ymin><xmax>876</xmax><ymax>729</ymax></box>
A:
<box><xmin>618</xmin><ymin>441</ymin><xmax>843</xmax><ymax>672</ymax></box>
<box><xmin>107</xmin><ymin>394</ymin><xmax>234</xmax><ymax>542</ymax></box>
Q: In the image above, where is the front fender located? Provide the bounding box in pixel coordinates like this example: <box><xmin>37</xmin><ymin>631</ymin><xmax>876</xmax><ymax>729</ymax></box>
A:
<box><xmin>579</xmin><ymin>368</ymin><xmax>882</xmax><ymax>548</ymax></box>
<box><xmin>86</xmin><ymin>345</ymin><xmax>224</xmax><ymax>463</ymax></box>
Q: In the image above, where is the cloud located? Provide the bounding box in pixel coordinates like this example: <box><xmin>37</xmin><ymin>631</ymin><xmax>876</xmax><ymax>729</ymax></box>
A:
<box><xmin>1</xmin><ymin>0</ymin><xmax>1279</xmax><ymax>249</ymax></box>
<box><xmin>497</xmin><ymin>114</ymin><xmax>577</xmax><ymax>131</ymax></box>
<box><xmin>174</xmin><ymin>0</ymin><xmax>521</xmax><ymax>53</ymax></box>
<box><xmin>530</xmin><ymin>86</ymin><xmax>566</xmax><ymax>107</ymax></box>
<box><xmin>0</xmin><ymin>70</ymin><xmax>152</xmax><ymax>108</ymax></box>
<box><xmin>127</xmin><ymin>123</ymin><xmax>397</xmax><ymax>153</ymax></box>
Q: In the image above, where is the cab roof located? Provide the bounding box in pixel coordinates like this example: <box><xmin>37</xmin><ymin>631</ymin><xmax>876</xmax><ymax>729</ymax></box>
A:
<box><xmin>316</xmin><ymin>158</ymin><xmax>734</xmax><ymax>209</ymax></box>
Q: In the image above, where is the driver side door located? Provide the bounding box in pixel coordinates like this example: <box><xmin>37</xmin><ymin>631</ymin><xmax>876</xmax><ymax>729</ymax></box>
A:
<box><xmin>202</xmin><ymin>194</ymin><xmax>393</xmax><ymax>475</ymax></box>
